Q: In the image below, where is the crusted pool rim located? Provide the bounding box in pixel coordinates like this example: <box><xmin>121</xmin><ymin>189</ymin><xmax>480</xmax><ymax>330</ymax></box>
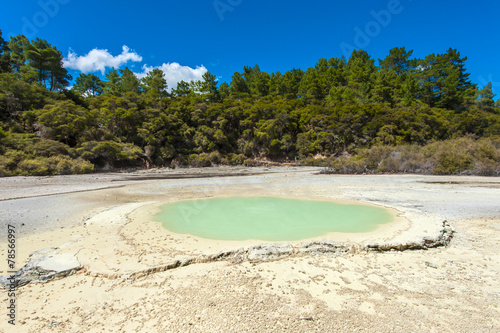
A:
<box><xmin>1</xmin><ymin>220</ymin><xmax>453</xmax><ymax>287</ymax></box>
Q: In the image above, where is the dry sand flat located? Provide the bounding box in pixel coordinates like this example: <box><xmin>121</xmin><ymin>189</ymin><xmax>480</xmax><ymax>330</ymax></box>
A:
<box><xmin>0</xmin><ymin>167</ymin><xmax>499</xmax><ymax>332</ymax></box>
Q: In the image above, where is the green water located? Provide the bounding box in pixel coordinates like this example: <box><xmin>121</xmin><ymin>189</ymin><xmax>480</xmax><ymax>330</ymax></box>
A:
<box><xmin>155</xmin><ymin>196</ymin><xmax>394</xmax><ymax>241</ymax></box>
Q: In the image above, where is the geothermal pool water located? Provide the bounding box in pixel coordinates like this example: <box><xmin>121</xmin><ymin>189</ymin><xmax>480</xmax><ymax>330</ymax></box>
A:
<box><xmin>155</xmin><ymin>196</ymin><xmax>395</xmax><ymax>241</ymax></box>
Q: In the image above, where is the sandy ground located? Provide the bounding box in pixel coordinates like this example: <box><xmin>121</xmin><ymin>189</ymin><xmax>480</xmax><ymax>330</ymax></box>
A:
<box><xmin>0</xmin><ymin>167</ymin><xmax>499</xmax><ymax>332</ymax></box>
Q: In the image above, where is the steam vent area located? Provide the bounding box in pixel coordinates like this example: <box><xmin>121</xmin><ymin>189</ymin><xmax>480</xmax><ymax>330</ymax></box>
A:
<box><xmin>1</xmin><ymin>167</ymin><xmax>499</xmax><ymax>332</ymax></box>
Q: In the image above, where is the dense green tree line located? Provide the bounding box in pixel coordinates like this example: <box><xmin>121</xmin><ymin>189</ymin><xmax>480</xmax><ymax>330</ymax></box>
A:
<box><xmin>0</xmin><ymin>30</ymin><xmax>499</xmax><ymax>176</ymax></box>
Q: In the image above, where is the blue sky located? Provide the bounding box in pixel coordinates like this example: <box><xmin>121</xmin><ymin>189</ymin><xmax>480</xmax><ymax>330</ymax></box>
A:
<box><xmin>1</xmin><ymin>0</ymin><xmax>499</xmax><ymax>97</ymax></box>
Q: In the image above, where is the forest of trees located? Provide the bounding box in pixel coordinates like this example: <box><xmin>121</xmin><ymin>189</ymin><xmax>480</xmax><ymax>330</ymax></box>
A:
<box><xmin>1</xmin><ymin>29</ymin><xmax>499</xmax><ymax>176</ymax></box>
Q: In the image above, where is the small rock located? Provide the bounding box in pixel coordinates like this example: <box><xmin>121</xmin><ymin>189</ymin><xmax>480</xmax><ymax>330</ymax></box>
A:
<box><xmin>425</xmin><ymin>261</ymin><xmax>438</xmax><ymax>269</ymax></box>
<box><xmin>0</xmin><ymin>248</ymin><xmax>82</xmax><ymax>289</ymax></box>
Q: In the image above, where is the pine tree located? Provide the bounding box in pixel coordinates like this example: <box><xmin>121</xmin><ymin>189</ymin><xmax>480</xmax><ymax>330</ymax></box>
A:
<box><xmin>476</xmin><ymin>82</ymin><xmax>496</xmax><ymax>109</ymax></box>
<box><xmin>103</xmin><ymin>67</ymin><xmax>122</xmax><ymax>96</ymax></box>
<box><xmin>0</xmin><ymin>29</ymin><xmax>11</xmax><ymax>73</ymax></box>
<box><xmin>142</xmin><ymin>68</ymin><xmax>167</xmax><ymax>99</ymax></box>
<box><xmin>199</xmin><ymin>71</ymin><xmax>220</xmax><ymax>102</ymax></box>
<box><xmin>73</xmin><ymin>73</ymin><xmax>104</xmax><ymax>97</ymax></box>
<box><xmin>119</xmin><ymin>67</ymin><xmax>141</xmax><ymax>94</ymax></box>
<box><xmin>24</xmin><ymin>38</ymin><xmax>71</xmax><ymax>91</ymax></box>
<box><xmin>314</xmin><ymin>57</ymin><xmax>347</xmax><ymax>97</ymax></box>
<box><xmin>281</xmin><ymin>68</ymin><xmax>304</xmax><ymax>98</ymax></box>
<box><xmin>379</xmin><ymin>47</ymin><xmax>414</xmax><ymax>75</ymax></box>
<box><xmin>346</xmin><ymin>50</ymin><xmax>375</xmax><ymax>103</ymax></box>
<box><xmin>371</xmin><ymin>68</ymin><xmax>399</xmax><ymax>105</ymax></box>
<box><xmin>172</xmin><ymin>80</ymin><xmax>192</xmax><ymax>97</ymax></box>
<box><xmin>230</xmin><ymin>72</ymin><xmax>250</xmax><ymax>96</ymax></box>
<box><xmin>298</xmin><ymin>67</ymin><xmax>322</xmax><ymax>102</ymax></box>
<box><xmin>218</xmin><ymin>82</ymin><xmax>230</xmax><ymax>100</ymax></box>
<box><xmin>254</xmin><ymin>71</ymin><xmax>270</xmax><ymax>97</ymax></box>
<box><xmin>8</xmin><ymin>36</ymin><xmax>71</xmax><ymax>90</ymax></box>
<box><xmin>416</xmin><ymin>48</ymin><xmax>476</xmax><ymax>110</ymax></box>
<box><xmin>7</xmin><ymin>35</ymin><xmax>30</xmax><ymax>73</ymax></box>
<box><xmin>268</xmin><ymin>71</ymin><xmax>284</xmax><ymax>96</ymax></box>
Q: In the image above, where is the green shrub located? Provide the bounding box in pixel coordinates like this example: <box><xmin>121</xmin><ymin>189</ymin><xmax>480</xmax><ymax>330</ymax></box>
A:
<box><xmin>299</xmin><ymin>157</ymin><xmax>328</xmax><ymax>167</ymax></box>
<box><xmin>425</xmin><ymin>138</ymin><xmax>475</xmax><ymax>175</ymax></box>
<box><xmin>396</xmin><ymin>147</ymin><xmax>429</xmax><ymax>173</ymax></box>
<box><xmin>360</xmin><ymin>145</ymin><xmax>394</xmax><ymax>170</ymax></box>
<box><xmin>50</xmin><ymin>156</ymin><xmax>73</xmax><ymax>175</ymax></box>
<box><xmin>33</xmin><ymin>140</ymin><xmax>69</xmax><ymax>157</ymax></box>
<box><xmin>328</xmin><ymin>155</ymin><xmax>366</xmax><ymax>174</ymax></box>
<box><xmin>171</xmin><ymin>155</ymin><xmax>188</xmax><ymax>168</ymax></box>
<box><xmin>0</xmin><ymin>165</ymin><xmax>10</xmax><ymax>177</ymax></box>
<box><xmin>18</xmin><ymin>158</ymin><xmax>50</xmax><ymax>176</ymax></box>
<box><xmin>0</xmin><ymin>128</ymin><xmax>7</xmax><ymax>140</ymax></box>
<box><xmin>376</xmin><ymin>146</ymin><xmax>428</xmax><ymax>173</ymax></box>
<box><xmin>1</xmin><ymin>151</ymin><xmax>24</xmax><ymax>171</ymax></box>
<box><xmin>321</xmin><ymin>137</ymin><xmax>500</xmax><ymax>176</ymax></box>
<box><xmin>77</xmin><ymin>140</ymin><xmax>143</xmax><ymax>167</ymax></box>
<box><xmin>433</xmin><ymin>150</ymin><xmax>473</xmax><ymax>174</ymax></box>
<box><xmin>472</xmin><ymin>158</ymin><xmax>499</xmax><ymax>176</ymax></box>
<box><xmin>0</xmin><ymin>156</ymin><xmax>12</xmax><ymax>177</ymax></box>
<box><xmin>487</xmin><ymin>136</ymin><xmax>500</xmax><ymax>149</ymax></box>
<box><xmin>244</xmin><ymin>159</ymin><xmax>259</xmax><ymax>167</ymax></box>
<box><xmin>71</xmin><ymin>159</ymin><xmax>94</xmax><ymax>174</ymax></box>
<box><xmin>377</xmin><ymin>152</ymin><xmax>401</xmax><ymax>173</ymax></box>
<box><xmin>209</xmin><ymin>151</ymin><xmax>222</xmax><ymax>165</ymax></box>
<box><xmin>188</xmin><ymin>153</ymin><xmax>212</xmax><ymax>167</ymax></box>
<box><xmin>221</xmin><ymin>153</ymin><xmax>246</xmax><ymax>165</ymax></box>
<box><xmin>474</xmin><ymin>141</ymin><xmax>498</xmax><ymax>161</ymax></box>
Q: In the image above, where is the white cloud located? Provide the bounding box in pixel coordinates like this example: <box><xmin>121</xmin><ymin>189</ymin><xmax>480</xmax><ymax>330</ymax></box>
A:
<box><xmin>136</xmin><ymin>63</ymin><xmax>208</xmax><ymax>91</ymax></box>
<box><xmin>63</xmin><ymin>45</ymin><xmax>143</xmax><ymax>74</ymax></box>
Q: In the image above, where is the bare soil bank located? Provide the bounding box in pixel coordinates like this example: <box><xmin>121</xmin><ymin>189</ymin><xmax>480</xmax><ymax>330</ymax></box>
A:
<box><xmin>0</xmin><ymin>167</ymin><xmax>499</xmax><ymax>332</ymax></box>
